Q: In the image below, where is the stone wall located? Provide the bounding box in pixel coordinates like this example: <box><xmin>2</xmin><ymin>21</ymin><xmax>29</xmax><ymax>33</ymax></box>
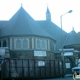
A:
<box><xmin>10</xmin><ymin>50</ymin><xmax>55</xmax><ymax>60</ymax></box>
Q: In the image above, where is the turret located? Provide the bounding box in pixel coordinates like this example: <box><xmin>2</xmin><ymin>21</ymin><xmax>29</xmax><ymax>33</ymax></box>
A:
<box><xmin>46</xmin><ymin>6</ymin><xmax>51</xmax><ymax>21</ymax></box>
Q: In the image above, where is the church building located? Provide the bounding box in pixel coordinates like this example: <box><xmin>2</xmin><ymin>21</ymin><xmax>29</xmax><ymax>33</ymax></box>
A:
<box><xmin>0</xmin><ymin>6</ymin><xmax>80</xmax><ymax>74</ymax></box>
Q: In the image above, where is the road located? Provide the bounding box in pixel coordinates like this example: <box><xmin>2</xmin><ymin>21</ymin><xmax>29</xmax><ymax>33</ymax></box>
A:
<box><xmin>37</xmin><ymin>77</ymin><xmax>73</xmax><ymax>80</ymax></box>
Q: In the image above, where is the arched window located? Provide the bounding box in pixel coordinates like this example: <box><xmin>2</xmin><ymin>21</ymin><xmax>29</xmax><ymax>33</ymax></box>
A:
<box><xmin>23</xmin><ymin>39</ymin><xmax>28</xmax><ymax>48</ymax></box>
<box><xmin>42</xmin><ymin>40</ymin><xmax>46</xmax><ymax>49</ymax></box>
<box><xmin>50</xmin><ymin>41</ymin><xmax>54</xmax><ymax>51</ymax></box>
<box><xmin>3</xmin><ymin>40</ymin><xmax>7</xmax><ymax>47</ymax></box>
<box><xmin>16</xmin><ymin>39</ymin><xmax>21</xmax><ymax>48</ymax></box>
<box><xmin>52</xmin><ymin>43</ymin><xmax>54</xmax><ymax>51</ymax></box>
<box><xmin>37</xmin><ymin>39</ymin><xmax>40</xmax><ymax>48</ymax></box>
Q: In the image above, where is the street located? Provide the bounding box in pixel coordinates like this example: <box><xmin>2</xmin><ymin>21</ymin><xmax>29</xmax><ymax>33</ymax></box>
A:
<box><xmin>37</xmin><ymin>77</ymin><xmax>73</xmax><ymax>80</ymax></box>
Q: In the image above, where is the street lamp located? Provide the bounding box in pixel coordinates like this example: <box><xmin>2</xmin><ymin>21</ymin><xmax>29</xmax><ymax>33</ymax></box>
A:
<box><xmin>60</xmin><ymin>10</ymin><xmax>72</xmax><ymax>60</ymax></box>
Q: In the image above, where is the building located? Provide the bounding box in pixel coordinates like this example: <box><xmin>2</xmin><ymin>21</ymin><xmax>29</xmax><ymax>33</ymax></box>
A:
<box><xmin>0</xmin><ymin>6</ymin><xmax>80</xmax><ymax>74</ymax></box>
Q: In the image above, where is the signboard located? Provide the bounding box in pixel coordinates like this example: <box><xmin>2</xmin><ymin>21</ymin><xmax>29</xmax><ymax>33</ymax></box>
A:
<box><xmin>0</xmin><ymin>49</ymin><xmax>5</xmax><ymax>55</ymax></box>
<box><xmin>38</xmin><ymin>61</ymin><xmax>45</xmax><ymax>66</ymax></box>
<box><xmin>34</xmin><ymin>51</ymin><xmax>46</xmax><ymax>56</ymax></box>
<box><xmin>65</xmin><ymin>63</ymin><xmax>70</xmax><ymax>68</ymax></box>
<box><xmin>64</xmin><ymin>52</ymin><xmax>73</xmax><ymax>56</ymax></box>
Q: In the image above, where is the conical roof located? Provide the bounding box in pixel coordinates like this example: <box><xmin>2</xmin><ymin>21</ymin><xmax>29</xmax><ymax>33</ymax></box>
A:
<box><xmin>46</xmin><ymin>6</ymin><xmax>50</xmax><ymax>14</ymax></box>
<box><xmin>0</xmin><ymin>7</ymin><xmax>52</xmax><ymax>38</ymax></box>
<box><xmin>64</xmin><ymin>29</ymin><xmax>80</xmax><ymax>46</ymax></box>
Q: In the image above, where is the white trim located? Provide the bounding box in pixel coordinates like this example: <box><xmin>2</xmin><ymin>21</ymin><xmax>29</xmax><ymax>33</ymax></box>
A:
<box><xmin>48</xmin><ymin>40</ymin><xmax>50</xmax><ymax>50</ymax></box>
<box><xmin>6</xmin><ymin>39</ymin><xmax>8</xmax><ymax>47</ymax></box>
<box><xmin>32</xmin><ymin>38</ymin><xmax>34</xmax><ymax>49</ymax></box>
<box><xmin>10</xmin><ymin>38</ymin><xmax>12</xmax><ymax>50</ymax></box>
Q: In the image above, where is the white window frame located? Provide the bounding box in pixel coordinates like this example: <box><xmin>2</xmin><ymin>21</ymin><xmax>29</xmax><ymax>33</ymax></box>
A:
<box><xmin>22</xmin><ymin>38</ymin><xmax>29</xmax><ymax>49</ymax></box>
<box><xmin>41</xmin><ymin>39</ymin><xmax>46</xmax><ymax>49</ymax></box>
<box><xmin>14</xmin><ymin>38</ymin><xmax>29</xmax><ymax>50</ymax></box>
<box><xmin>36</xmin><ymin>38</ymin><xmax>47</xmax><ymax>50</ymax></box>
<box><xmin>14</xmin><ymin>38</ymin><xmax>22</xmax><ymax>49</ymax></box>
<box><xmin>36</xmin><ymin>39</ymin><xmax>41</xmax><ymax>49</ymax></box>
<box><xmin>50</xmin><ymin>40</ymin><xmax>54</xmax><ymax>51</ymax></box>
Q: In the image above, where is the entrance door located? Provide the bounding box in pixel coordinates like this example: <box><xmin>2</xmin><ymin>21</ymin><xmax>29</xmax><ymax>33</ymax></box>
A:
<box><xmin>65</xmin><ymin>58</ymin><xmax>72</xmax><ymax>74</ymax></box>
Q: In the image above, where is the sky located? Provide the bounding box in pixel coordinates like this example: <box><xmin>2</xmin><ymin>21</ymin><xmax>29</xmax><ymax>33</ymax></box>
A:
<box><xmin>0</xmin><ymin>0</ymin><xmax>80</xmax><ymax>33</ymax></box>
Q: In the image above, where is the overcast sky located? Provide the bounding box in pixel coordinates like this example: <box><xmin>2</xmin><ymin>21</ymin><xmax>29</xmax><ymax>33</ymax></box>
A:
<box><xmin>0</xmin><ymin>0</ymin><xmax>80</xmax><ymax>33</ymax></box>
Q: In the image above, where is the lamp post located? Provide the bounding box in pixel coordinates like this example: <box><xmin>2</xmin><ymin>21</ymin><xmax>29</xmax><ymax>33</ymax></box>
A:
<box><xmin>60</xmin><ymin>10</ymin><xmax>72</xmax><ymax>77</ymax></box>
<box><xmin>60</xmin><ymin>10</ymin><xmax>72</xmax><ymax>60</ymax></box>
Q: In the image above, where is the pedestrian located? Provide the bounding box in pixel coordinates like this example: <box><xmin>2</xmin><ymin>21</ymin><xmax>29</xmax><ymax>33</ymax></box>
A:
<box><xmin>73</xmin><ymin>71</ymin><xmax>77</xmax><ymax>80</ymax></box>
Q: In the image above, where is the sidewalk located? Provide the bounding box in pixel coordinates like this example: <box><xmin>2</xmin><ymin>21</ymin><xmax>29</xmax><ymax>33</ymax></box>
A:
<box><xmin>65</xmin><ymin>74</ymin><xmax>72</xmax><ymax>77</ymax></box>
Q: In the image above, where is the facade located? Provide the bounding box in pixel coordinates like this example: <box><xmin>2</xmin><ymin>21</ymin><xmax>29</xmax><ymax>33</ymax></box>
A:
<box><xmin>0</xmin><ymin>6</ymin><xmax>56</xmax><ymax>60</ymax></box>
<box><xmin>0</xmin><ymin>6</ymin><xmax>80</xmax><ymax>74</ymax></box>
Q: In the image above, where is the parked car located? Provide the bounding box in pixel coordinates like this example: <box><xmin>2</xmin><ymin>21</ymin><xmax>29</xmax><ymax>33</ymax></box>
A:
<box><xmin>72</xmin><ymin>66</ymin><xmax>80</xmax><ymax>79</ymax></box>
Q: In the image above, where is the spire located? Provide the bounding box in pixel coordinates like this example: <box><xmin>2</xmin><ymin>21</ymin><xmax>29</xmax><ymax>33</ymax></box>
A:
<box><xmin>46</xmin><ymin>4</ymin><xmax>50</xmax><ymax>14</ymax></box>
<box><xmin>46</xmin><ymin>5</ymin><xmax>51</xmax><ymax>21</ymax></box>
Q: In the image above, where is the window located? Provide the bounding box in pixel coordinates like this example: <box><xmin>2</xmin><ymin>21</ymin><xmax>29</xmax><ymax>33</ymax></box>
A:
<box><xmin>14</xmin><ymin>38</ymin><xmax>29</xmax><ymax>49</ymax></box>
<box><xmin>37</xmin><ymin>39</ymin><xmax>40</xmax><ymax>49</ymax></box>
<box><xmin>42</xmin><ymin>40</ymin><xmax>46</xmax><ymax>49</ymax></box>
<box><xmin>50</xmin><ymin>40</ymin><xmax>54</xmax><ymax>51</ymax></box>
<box><xmin>36</xmin><ymin>39</ymin><xmax>47</xmax><ymax>49</ymax></box>
<box><xmin>16</xmin><ymin>39</ymin><xmax>21</xmax><ymax>48</ymax></box>
<box><xmin>23</xmin><ymin>39</ymin><xmax>28</xmax><ymax>48</ymax></box>
<box><xmin>3</xmin><ymin>40</ymin><xmax>7</xmax><ymax>47</ymax></box>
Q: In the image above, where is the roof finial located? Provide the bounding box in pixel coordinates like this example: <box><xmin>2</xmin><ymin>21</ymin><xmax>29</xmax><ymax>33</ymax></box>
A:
<box><xmin>72</xmin><ymin>27</ymin><xmax>74</xmax><ymax>31</ymax></box>
<box><xmin>21</xmin><ymin>3</ymin><xmax>23</xmax><ymax>7</ymax></box>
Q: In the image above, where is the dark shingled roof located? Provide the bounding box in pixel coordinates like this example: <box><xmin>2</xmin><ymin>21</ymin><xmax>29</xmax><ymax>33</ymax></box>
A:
<box><xmin>64</xmin><ymin>29</ymin><xmax>80</xmax><ymax>46</ymax></box>
<box><xmin>0</xmin><ymin>7</ymin><xmax>53</xmax><ymax>39</ymax></box>
<box><xmin>36</xmin><ymin>20</ymin><xmax>67</xmax><ymax>52</ymax></box>
<box><xmin>0</xmin><ymin>21</ymin><xmax>7</xmax><ymax>28</ymax></box>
